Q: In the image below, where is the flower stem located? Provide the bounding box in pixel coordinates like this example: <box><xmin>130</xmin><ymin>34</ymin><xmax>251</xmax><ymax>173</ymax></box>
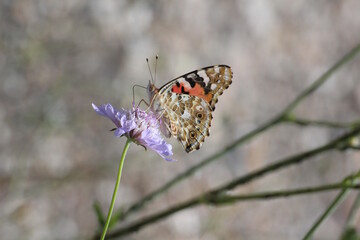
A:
<box><xmin>101</xmin><ymin>139</ymin><xmax>131</xmax><ymax>240</ymax></box>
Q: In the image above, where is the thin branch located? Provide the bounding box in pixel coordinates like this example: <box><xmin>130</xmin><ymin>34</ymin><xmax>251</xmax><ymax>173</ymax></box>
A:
<box><xmin>284</xmin><ymin>116</ymin><xmax>360</xmax><ymax>129</ymax></box>
<box><xmin>210</xmin><ymin>172</ymin><xmax>360</xmax><ymax>205</ymax></box>
<box><xmin>115</xmin><ymin>42</ymin><xmax>360</xmax><ymax>222</ymax></box>
<box><xmin>340</xmin><ymin>191</ymin><xmax>360</xmax><ymax>239</ymax></box>
<box><xmin>345</xmin><ymin>191</ymin><xmax>360</xmax><ymax>226</ymax></box>
<box><xmin>209</xmin><ymin>126</ymin><xmax>360</xmax><ymax>195</ymax></box>
<box><xmin>101</xmin><ymin>127</ymin><xmax>360</xmax><ymax>239</ymax></box>
<box><xmin>206</xmin><ymin>183</ymin><xmax>360</xmax><ymax>205</ymax></box>
<box><xmin>303</xmin><ymin>189</ymin><xmax>349</xmax><ymax>240</ymax></box>
<box><xmin>302</xmin><ymin>171</ymin><xmax>360</xmax><ymax>240</ymax></box>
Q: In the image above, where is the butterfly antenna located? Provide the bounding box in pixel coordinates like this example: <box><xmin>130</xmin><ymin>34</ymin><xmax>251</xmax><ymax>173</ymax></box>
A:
<box><xmin>146</xmin><ymin>58</ymin><xmax>154</xmax><ymax>84</ymax></box>
<box><xmin>154</xmin><ymin>55</ymin><xmax>158</xmax><ymax>85</ymax></box>
<box><xmin>132</xmin><ymin>84</ymin><xmax>135</xmax><ymax>106</ymax></box>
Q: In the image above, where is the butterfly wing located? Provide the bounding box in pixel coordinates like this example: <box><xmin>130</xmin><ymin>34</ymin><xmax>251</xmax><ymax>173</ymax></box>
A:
<box><xmin>157</xmin><ymin>65</ymin><xmax>233</xmax><ymax>152</ymax></box>
<box><xmin>159</xmin><ymin>65</ymin><xmax>233</xmax><ymax>110</ymax></box>
<box><xmin>157</xmin><ymin>93</ymin><xmax>213</xmax><ymax>152</ymax></box>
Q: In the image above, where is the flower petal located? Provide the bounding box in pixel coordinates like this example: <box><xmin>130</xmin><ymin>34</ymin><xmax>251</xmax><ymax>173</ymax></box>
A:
<box><xmin>114</xmin><ymin>128</ymin><xmax>126</xmax><ymax>137</ymax></box>
<box><xmin>92</xmin><ymin>103</ymin><xmax>120</xmax><ymax>127</ymax></box>
<box><xmin>118</xmin><ymin>114</ymin><xmax>137</xmax><ymax>133</ymax></box>
<box><xmin>138</xmin><ymin>129</ymin><xmax>174</xmax><ymax>161</ymax></box>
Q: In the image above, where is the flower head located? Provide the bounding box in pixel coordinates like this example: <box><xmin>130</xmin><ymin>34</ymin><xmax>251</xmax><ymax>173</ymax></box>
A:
<box><xmin>92</xmin><ymin>103</ymin><xmax>174</xmax><ymax>161</ymax></box>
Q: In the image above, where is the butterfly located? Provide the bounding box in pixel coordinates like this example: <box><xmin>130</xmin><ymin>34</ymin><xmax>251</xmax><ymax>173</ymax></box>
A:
<box><xmin>147</xmin><ymin>65</ymin><xmax>233</xmax><ymax>153</ymax></box>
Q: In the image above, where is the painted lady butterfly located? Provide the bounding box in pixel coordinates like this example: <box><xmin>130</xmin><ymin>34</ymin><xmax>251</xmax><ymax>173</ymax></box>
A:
<box><xmin>147</xmin><ymin>65</ymin><xmax>233</xmax><ymax>153</ymax></box>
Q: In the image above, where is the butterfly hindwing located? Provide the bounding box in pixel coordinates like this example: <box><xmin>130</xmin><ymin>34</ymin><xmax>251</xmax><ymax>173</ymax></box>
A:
<box><xmin>159</xmin><ymin>92</ymin><xmax>212</xmax><ymax>152</ymax></box>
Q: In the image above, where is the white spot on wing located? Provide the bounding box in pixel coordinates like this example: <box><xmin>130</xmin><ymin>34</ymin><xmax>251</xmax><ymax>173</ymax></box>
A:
<box><xmin>224</xmin><ymin>68</ymin><xmax>231</xmax><ymax>81</ymax></box>
<box><xmin>182</xmin><ymin>109</ymin><xmax>191</xmax><ymax>119</ymax></box>
<box><xmin>178</xmin><ymin>77</ymin><xmax>191</xmax><ymax>88</ymax></box>
<box><xmin>171</xmin><ymin>93</ymin><xmax>177</xmax><ymax>102</ymax></box>
<box><xmin>198</xmin><ymin>70</ymin><xmax>210</xmax><ymax>84</ymax></box>
<box><xmin>195</xmin><ymin>105</ymin><xmax>203</xmax><ymax>111</ymax></box>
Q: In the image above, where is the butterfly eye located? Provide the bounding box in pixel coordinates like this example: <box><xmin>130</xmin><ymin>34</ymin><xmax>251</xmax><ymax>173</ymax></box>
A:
<box><xmin>197</xmin><ymin>113</ymin><xmax>203</xmax><ymax>118</ymax></box>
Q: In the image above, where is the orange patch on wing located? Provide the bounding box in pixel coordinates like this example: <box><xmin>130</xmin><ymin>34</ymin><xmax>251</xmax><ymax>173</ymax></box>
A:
<box><xmin>171</xmin><ymin>84</ymin><xmax>183</xmax><ymax>94</ymax></box>
<box><xmin>172</xmin><ymin>82</ymin><xmax>212</xmax><ymax>103</ymax></box>
<box><xmin>189</xmin><ymin>83</ymin><xmax>212</xmax><ymax>102</ymax></box>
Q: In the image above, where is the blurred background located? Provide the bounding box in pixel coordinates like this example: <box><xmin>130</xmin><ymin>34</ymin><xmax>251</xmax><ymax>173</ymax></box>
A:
<box><xmin>1</xmin><ymin>1</ymin><xmax>360</xmax><ymax>239</ymax></box>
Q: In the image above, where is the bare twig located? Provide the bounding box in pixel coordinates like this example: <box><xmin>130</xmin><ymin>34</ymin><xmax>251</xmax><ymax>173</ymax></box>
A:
<box><xmin>303</xmin><ymin>172</ymin><xmax>360</xmax><ymax>240</ymax></box>
<box><xmin>208</xmin><ymin>126</ymin><xmax>360</xmax><ymax>195</ymax></box>
<box><xmin>283</xmin><ymin>116</ymin><xmax>360</xmax><ymax>129</ymax></box>
<box><xmin>303</xmin><ymin>189</ymin><xmax>349</xmax><ymax>240</ymax></box>
<box><xmin>340</xmin><ymin>191</ymin><xmax>360</xmax><ymax>239</ymax></box>
<box><xmin>207</xmin><ymin>183</ymin><xmax>360</xmax><ymax>205</ymax></box>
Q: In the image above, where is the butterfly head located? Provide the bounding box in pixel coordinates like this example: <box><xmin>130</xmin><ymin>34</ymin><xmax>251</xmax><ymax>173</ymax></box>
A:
<box><xmin>147</xmin><ymin>80</ymin><xmax>158</xmax><ymax>101</ymax></box>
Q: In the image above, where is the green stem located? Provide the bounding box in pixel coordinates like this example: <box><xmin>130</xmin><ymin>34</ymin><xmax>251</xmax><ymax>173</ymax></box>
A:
<box><xmin>283</xmin><ymin>116</ymin><xmax>358</xmax><ymax>129</ymax></box>
<box><xmin>207</xmin><ymin>183</ymin><xmax>360</xmax><ymax>205</ymax></box>
<box><xmin>302</xmin><ymin>189</ymin><xmax>349</xmax><ymax>240</ymax></box>
<box><xmin>210</xmin><ymin>126</ymin><xmax>360</xmax><ymax>194</ymax></box>
<box><xmin>344</xmin><ymin>191</ymin><xmax>360</xmax><ymax>228</ymax></box>
<box><xmin>100</xmin><ymin>139</ymin><xmax>131</xmax><ymax>240</ymax></box>
<box><xmin>341</xmin><ymin>191</ymin><xmax>360</xmax><ymax>239</ymax></box>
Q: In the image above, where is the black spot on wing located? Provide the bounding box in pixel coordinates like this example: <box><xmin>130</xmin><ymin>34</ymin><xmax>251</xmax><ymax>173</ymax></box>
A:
<box><xmin>204</xmin><ymin>86</ymin><xmax>211</xmax><ymax>94</ymax></box>
<box><xmin>181</xmin><ymin>86</ymin><xmax>189</xmax><ymax>94</ymax></box>
<box><xmin>185</xmin><ymin>145</ymin><xmax>192</xmax><ymax>153</ymax></box>
<box><xmin>194</xmin><ymin>73</ymin><xmax>205</xmax><ymax>87</ymax></box>
<box><xmin>185</xmin><ymin>72</ymin><xmax>206</xmax><ymax>87</ymax></box>
<box><xmin>185</xmin><ymin>76</ymin><xmax>195</xmax><ymax>87</ymax></box>
<box><xmin>184</xmin><ymin>72</ymin><xmax>211</xmax><ymax>95</ymax></box>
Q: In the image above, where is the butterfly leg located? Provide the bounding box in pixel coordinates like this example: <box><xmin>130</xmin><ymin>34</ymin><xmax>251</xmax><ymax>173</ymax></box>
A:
<box><xmin>155</xmin><ymin>108</ymin><xmax>166</xmax><ymax>120</ymax></box>
<box><xmin>137</xmin><ymin>99</ymin><xmax>150</xmax><ymax>109</ymax></box>
<box><xmin>132</xmin><ymin>84</ymin><xmax>148</xmax><ymax>107</ymax></box>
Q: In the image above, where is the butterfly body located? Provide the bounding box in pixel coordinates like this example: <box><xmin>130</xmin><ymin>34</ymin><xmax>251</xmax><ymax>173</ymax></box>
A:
<box><xmin>147</xmin><ymin>65</ymin><xmax>232</xmax><ymax>153</ymax></box>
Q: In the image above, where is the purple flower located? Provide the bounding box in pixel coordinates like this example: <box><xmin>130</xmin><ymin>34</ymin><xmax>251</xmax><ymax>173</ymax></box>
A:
<box><xmin>92</xmin><ymin>103</ymin><xmax>174</xmax><ymax>161</ymax></box>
